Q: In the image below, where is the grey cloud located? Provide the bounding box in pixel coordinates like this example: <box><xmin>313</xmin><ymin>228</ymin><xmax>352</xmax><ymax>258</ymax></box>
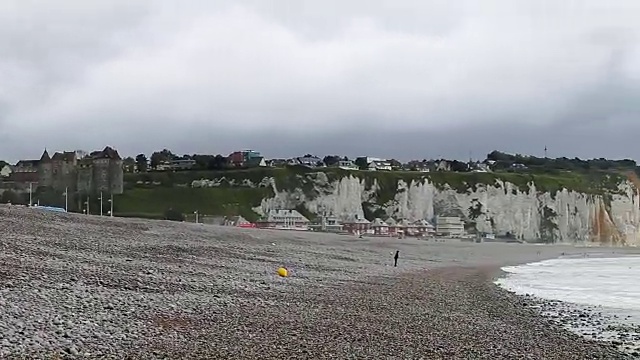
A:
<box><xmin>2</xmin><ymin>1</ymin><xmax>640</xmax><ymax>162</ymax></box>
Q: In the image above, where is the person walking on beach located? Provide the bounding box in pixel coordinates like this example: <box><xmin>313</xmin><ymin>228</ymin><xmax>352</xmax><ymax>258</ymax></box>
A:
<box><xmin>394</xmin><ymin>250</ymin><xmax>399</xmax><ymax>267</ymax></box>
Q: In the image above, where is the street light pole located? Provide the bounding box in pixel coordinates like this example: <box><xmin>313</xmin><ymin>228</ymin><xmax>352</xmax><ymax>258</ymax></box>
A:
<box><xmin>194</xmin><ymin>210</ymin><xmax>199</xmax><ymax>224</ymax></box>
<box><xmin>109</xmin><ymin>193</ymin><xmax>113</xmax><ymax>217</ymax></box>
<box><xmin>64</xmin><ymin>187</ymin><xmax>68</xmax><ymax>212</ymax></box>
<box><xmin>29</xmin><ymin>182</ymin><xmax>32</xmax><ymax>206</ymax></box>
<box><xmin>99</xmin><ymin>191</ymin><xmax>103</xmax><ymax>216</ymax></box>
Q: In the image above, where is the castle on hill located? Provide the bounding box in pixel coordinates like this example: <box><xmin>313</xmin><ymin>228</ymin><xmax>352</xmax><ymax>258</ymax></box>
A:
<box><xmin>15</xmin><ymin>146</ymin><xmax>124</xmax><ymax>195</ymax></box>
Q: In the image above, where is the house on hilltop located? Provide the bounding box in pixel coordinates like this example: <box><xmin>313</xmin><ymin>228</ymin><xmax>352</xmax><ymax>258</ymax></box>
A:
<box><xmin>265</xmin><ymin>158</ymin><xmax>288</xmax><ymax>167</ymax></box>
<box><xmin>294</xmin><ymin>155</ymin><xmax>323</xmax><ymax>168</ymax></box>
<box><xmin>169</xmin><ymin>159</ymin><xmax>196</xmax><ymax>170</ymax></box>
<box><xmin>356</xmin><ymin>156</ymin><xmax>393</xmax><ymax>171</ymax></box>
<box><xmin>368</xmin><ymin>159</ymin><xmax>392</xmax><ymax>171</ymax></box>
<box><xmin>337</xmin><ymin>160</ymin><xmax>358</xmax><ymax>170</ymax></box>
<box><xmin>228</xmin><ymin>149</ymin><xmax>265</xmax><ymax>167</ymax></box>
<box><xmin>1</xmin><ymin>164</ymin><xmax>13</xmax><ymax>178</ymax></box>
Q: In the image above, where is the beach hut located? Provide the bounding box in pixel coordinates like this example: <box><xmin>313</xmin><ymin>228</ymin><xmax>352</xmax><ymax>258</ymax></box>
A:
<box><xmin>413</xmin><ymin>219</ymin><xmax>436</xmax><ymax>237</ymax></box>
<box><xmin>371</xmin><ymin>218</ymin><xmax>389</xmax><ymax>235</ymax></box>
<box><xmin>397</xmin><ymin>219</ymin><xmax>417</xmax><ymax>236</ymax></box>
<box><xmin>342</xmin><ymin>216</ymin><xmax>371</xmax><ymax>235</ymax></box>
<box><xmin>385</xmin><ymin>218</ymin><xmax>399</xmax><ymax>236</ymax></box>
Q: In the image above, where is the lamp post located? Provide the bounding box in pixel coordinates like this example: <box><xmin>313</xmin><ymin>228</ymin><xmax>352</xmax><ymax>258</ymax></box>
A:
<box><xmin>85</xmin><ymin>196</ymin><xmax>90</xmax><ymax>215</ymax></box>
<box><xmin>99</xmin><ymin>191</ymin><xmax>103</xmax><ymax>216</ymax></box>
<box><xmin>108</xmin><ymin>193</ymin><xmax>113</xmax><ymax>217</ymax></box>
<box><xmin>194</xmin><ymin>210</ymin><xmax>199</xmax><ymax>224</ymax></box>
<box><xmin>63</xmin><ymin>187</ymin><xmax>68</xmax><ymax>212</ymax></box>
<box><xmin>29</xmin><ymin>182</ymin><xmax>33</xmax><ymax>206</ymax></box>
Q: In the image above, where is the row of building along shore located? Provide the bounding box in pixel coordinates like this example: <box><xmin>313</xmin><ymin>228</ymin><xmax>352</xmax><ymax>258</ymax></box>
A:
<box><xmin>223</xmin><ymin>209</ymin><xmax>467</xmax><ymax>238</ymax></box>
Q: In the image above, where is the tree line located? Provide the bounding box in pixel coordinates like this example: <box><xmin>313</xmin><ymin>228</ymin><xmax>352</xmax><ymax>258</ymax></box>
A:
<box><xmin>99</xmin><ymin>148</ymin><xmax>640</xmax><ymax>174</ymax></box>
<box><xmin>124</xmin><ymin>151</ymin><xmax>387</xmax><ymax>172</ymax></box>
<box><xmin>123</xmin><ymin>149</ymin><xmax>230</xmax><ymax>172</ymax></box>
<box><xmin>486</xmin><ymin>150</ymin><xmax>637</xmax><ymax>172</ymax></box>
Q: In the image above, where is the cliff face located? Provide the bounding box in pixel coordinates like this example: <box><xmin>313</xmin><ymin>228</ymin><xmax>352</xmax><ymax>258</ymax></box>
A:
<box><xmin>247</xmin><ymin>172</ymin><xmax>640</xmax><ymax>245</ymax></box>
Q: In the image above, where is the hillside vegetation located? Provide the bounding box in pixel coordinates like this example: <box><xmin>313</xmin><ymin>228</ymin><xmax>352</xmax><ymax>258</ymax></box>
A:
<box><xmin>112</xmin><ymin>166</ymin><xmax>626</xmax><ymax>220</ymax></box>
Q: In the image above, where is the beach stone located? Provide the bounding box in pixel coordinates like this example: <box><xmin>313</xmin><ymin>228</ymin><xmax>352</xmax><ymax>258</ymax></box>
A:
<box><xmin>0</xmin><ymin>205</ymin><xmax>637</xmax><ymax>359</ymax></box>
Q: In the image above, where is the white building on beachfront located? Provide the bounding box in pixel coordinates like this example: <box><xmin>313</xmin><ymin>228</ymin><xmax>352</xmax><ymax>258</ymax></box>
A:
<box><xmin>436</xmin><ymin>216</ymin><xmax>465</xmax><ymax>237</ymax></box>
<box><xmin>257</xmin><ymin>209</ymin><xmax>310</xmax><ymax>230</ymax></box>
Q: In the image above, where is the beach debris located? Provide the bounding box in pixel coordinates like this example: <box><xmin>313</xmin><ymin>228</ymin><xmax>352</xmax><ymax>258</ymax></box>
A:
<box><xmin>277</xmin><ymin>267</ymin><xmax>288</xmax><ymax>277</ymax></box>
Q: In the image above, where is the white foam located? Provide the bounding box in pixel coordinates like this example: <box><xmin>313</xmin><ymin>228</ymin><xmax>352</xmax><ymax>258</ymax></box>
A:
<box><xmin>496</xmin><ymin>256</ymin><xmax>640</xmax><ymax>310</ymax></box>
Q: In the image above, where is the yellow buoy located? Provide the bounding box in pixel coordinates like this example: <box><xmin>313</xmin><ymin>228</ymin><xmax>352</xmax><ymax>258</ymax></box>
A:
<box><xmin>277</xmin><ymin>267</ymin><xmax>288</xmax><ymax>277</ymax></box>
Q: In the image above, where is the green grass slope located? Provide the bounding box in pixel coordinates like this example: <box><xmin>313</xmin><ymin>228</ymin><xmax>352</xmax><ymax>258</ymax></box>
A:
<box><xmin>115</xmin><ymin>167</ymin><xmax>625</xmax><ymax>220</ymax></box>
<box><xmin>114</xmin><ymin>187</ymin><xmax>270</xmax><ymax>221</ymax></box>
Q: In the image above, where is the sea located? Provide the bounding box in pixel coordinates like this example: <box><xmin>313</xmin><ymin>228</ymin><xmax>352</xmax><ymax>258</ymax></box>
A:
<box><xmin>496</xmin><ymin>255</ymin><xmax>640</xmax><ymax>352</ymax></box>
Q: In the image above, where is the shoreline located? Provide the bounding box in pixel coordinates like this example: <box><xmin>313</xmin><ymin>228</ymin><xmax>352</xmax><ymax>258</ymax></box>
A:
<box><xmin>539</xmin><ymin>299</ymin><xmax>640</xmax><ymax>355</ymax></box>
<box><xmin>1</xmin><ymin>205</ymin><xmax>639</xmax><ymax>358</ymax></box>
<box><xmin>494</xmin><ymin>255</ymin><xmax>640</xmax><ymax>357</ymax></box>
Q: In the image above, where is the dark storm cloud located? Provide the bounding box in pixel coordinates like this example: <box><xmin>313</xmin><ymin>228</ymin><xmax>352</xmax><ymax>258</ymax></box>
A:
<box><xmin>2</xmin><ymin>0</ymin><xmax>640</xmax><ymax>162</ymax></box>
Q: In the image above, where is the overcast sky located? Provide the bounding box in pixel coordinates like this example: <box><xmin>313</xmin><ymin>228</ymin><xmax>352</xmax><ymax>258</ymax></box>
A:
<box><xmin>2</xmin><ymin>0</ymin><xmax>640</xmax><ymax>162</ymax></box>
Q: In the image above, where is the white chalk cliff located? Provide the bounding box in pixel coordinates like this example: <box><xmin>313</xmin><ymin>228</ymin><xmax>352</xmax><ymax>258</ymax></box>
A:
<box><xmin>253</xmin><ymin>174</ymin><xmax>640</xmax><ymax>246</ymax></box>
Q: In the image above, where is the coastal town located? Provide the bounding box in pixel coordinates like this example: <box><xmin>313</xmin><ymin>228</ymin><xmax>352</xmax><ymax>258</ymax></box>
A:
<box><xmin>145</xmin><ymin>148</ymin><xmax>490</xmax><ymax>239</ymax></box>
<box><xmin>1</xmin><ymin>146</ymin><xmax>633</xmax><ymax>242</ymax></box>
<box><xmin>0</xmin><ymin>146</ymin><xmax>492</xmax><ymax>238</ymax></box>
<box><xmin>130</xmin><ymin>148</ymin><xmax>495</xmax><ymax>173</ymax></box>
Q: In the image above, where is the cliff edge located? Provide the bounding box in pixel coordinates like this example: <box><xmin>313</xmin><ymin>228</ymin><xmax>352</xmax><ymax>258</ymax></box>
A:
<box><xmin>120</xmin><ymin>167</ymin><xmax>640</xmax><ymax>245</ymax></box>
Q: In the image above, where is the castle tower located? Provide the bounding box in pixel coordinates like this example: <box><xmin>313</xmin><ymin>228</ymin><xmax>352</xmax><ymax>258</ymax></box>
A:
<box><xmin>40</xmin><ymin>149</ymin><xmax>50</xmax><ymax>161</ymax></box>
<box><xmin>38</xmin><ymin>148</ymin><xmax>53</xmax><ymax>187</ymax></box>
<box><xmin>76</xmin><ymin>146</ymin><xmax>124</xmax><ymax>195</ymax></box>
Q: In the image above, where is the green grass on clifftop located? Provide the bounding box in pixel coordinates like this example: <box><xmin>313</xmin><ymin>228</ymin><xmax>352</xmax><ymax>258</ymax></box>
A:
<box><xmin>120</xmin><ymin>166</ymin><xmax>625</xmax><ymax>219</ymax></box>
<box><xmin>114</xmin><ymin>187</ymin><xmax>269</xmax><ymax>221</ymax></box>
<box><xmin>125</xmin><ymin>166</ymin><xmax>319</xmax><ymax>190</ymax></box>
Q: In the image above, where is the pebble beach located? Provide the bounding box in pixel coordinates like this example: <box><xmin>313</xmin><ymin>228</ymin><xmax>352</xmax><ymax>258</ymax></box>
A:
<box><xmin>0</xmin><ymin>205</ymin><xmax>637</xmax><ymax>359</ymax></box>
